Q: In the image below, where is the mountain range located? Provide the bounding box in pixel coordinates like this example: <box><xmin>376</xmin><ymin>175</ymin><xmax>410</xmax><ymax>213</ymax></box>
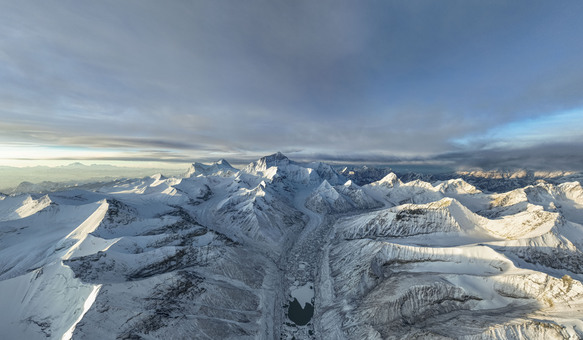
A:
<box><xmin>1</xmin><ymin>153</ymin><xmax>582</xmax><ymax>339</ymax></box>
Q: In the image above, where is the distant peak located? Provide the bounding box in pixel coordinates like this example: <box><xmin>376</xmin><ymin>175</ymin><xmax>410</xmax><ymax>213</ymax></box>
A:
<box><xmin>215</xmin><ymin>159</ymin><xmax>232</xmax><ymax>167</ymax></box>
<box><xmin>184</xmin><ymin>158</ymin><xmax>236</xmax><ymax>177</ymax></box>
<box><xmin>64</xmin><ymin>162</ymin><xmax>87</xmax><ymax>168</ymax></box>
<box><xmin>376</xmin><ymin>172</ymin><xmax>399</xmax><ymax>186</ymax></box>
<box><xmin>262</xmin><ymin>152</ymin><xmax>288</xmax><ymax>161</ymax></box>
<box><xmin>188</xmin><ymin>159</ymin><xmax>234</xmax><ymax>170</ymax></box>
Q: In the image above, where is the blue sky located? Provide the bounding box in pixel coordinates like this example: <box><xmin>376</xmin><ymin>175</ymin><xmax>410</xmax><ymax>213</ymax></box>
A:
<box><xmin>453</xmin><ymin>109</ymin><xmax>583</xmax><ymax>148</ymax></box>
<box><xmin>1</xmin><ymin>1</ymin><xmax>583</xmax><ymax>169</ymax></box>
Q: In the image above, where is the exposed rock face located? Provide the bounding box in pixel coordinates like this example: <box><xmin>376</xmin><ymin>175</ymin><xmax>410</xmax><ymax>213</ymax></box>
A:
<box><xmin>1</xmin><ymin>154</ymin><xmax>583</xmax><ymax>339</ymax></box>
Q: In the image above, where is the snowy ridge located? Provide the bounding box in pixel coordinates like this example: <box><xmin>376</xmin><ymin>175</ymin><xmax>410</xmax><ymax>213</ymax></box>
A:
<box><xmin>184</xmin><ymin>159</ymin><xmax>237</xmax><ymax>178</ymax></box>
<box><xmin>320</xmin><ymin>174</ymin><xmax>583</xmax><ymax>339</ymax></box>
<box><xmin>338</xmin><ymin>197</ymin><xmax>487</xmax><ymax>240</ymax></box>
<box><xmin>0</xmin><ymin>194</ymin><xmax>53</xmax><ymax>222</ymax></box>
<box><xmin>436</xmin><ymin>178</ymin><xmax>482</xmax><ymax>194</ymax></box>
<box><xmin>340</xmin><ymin>166</ymin><xmax>393</xmax><ymax>186</ymax></box>
<box><xmin>305</xmin><ymin>180</ymin><xmax>383</xmax><ymax>214</ymax></box>
<box><xmin>215</xmin><ymin>180</ymin><xmax>303</xmax><ymax>244</ymax></box>
<box><xmin>1</xmin><ymin>153</ymin><xmax>583</xmax><ymax>339</ymax></box>
<box><xmin>305</xmin><ymin>180</ymin><xmax>352</xmax><ymax>214</ymax></box>
<box><xmin>337</xmin><ymin>180</ymin><xmax>383</xmax><ymax>210</ymax></box>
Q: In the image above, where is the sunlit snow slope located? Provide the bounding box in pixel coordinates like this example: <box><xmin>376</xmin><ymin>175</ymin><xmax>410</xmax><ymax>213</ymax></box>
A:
<box><xmin>1</xmin><ymin>154</ymin><xmax>582</xmax><ymax>340</ymax></box>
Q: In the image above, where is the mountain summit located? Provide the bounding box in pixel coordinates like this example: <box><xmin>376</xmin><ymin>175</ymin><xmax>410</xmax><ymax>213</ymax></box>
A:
<box><xmin>243</xmin><ymin>152</ymin><xmax>291</xmax><ymax>174</ymax></box>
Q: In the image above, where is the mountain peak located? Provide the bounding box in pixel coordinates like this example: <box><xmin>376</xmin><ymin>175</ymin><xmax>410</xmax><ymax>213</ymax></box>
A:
<box><xmin>62</xmin><ymin>162</ymin><xmax>87</xmax><ymax>168</ymax></box>
<box><xmin>244</xmin><ymin>152</ymin><xmax>291</xmax><ymax>174</ymax></box>
<box><xmin>261</xmin><ymin>152</ymin><xmax>289</xmax><ymax>163</ymax></box>
<box><xmin>184</xmin><ymin>159</ymin><xmax>237</xmax><ymax>177</ymax></box>
<box><xmin>317</xmin><ymin>179</ymin><xmax>333</xmax><ymax>191</ymax></box>
<box><xmin>215</xmin><ymin>159</ymin><xmax>232</xmax><ymax>167</ymax></box>
<box><xmin>374</xmin><ymin>172</ymin><xmax>400</xmax><ymax>186</ymax></box>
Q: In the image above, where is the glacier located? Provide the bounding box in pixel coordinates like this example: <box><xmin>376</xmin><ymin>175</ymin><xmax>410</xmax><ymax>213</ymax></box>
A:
<box><xmin>1</xmin><ymin>153</ymin><xmax>583</xmax><ymax>339</ymax></box>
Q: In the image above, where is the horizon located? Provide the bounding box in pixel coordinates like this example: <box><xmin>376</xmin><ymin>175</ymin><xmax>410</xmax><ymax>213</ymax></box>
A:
<box><xmin>2</xmin><ymin>1</ymin><xmax>583</xmax><ymax>170</ymax></box>
<box><xmin>4</xmin><ymin>149</ymin><xmax>583</xmax><ymax>172</ymax></box>
<box><xmin>2</xmin><ymin>151</ymin><xmax>580</xmax><ymax>193</ymax></box>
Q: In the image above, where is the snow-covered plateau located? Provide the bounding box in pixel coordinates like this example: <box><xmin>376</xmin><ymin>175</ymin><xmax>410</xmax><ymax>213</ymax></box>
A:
<box><xmin>1</xmin><ymin>153</ymin><xmax>583</xmax><ymax>339</ymax></box>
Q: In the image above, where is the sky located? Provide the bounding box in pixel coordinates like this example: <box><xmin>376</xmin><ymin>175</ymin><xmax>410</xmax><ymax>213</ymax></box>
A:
<box><xmin>1</xmin><ymin>0</ymin><xmax>583</xmax><ymax>170</ymax></box>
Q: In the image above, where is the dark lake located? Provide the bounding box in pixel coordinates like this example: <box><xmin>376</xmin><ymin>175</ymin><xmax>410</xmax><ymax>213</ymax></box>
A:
<box><xmin>287</xmin><ymin>298</ymin><xmax>314</xmax><ymax>326</ymax></box>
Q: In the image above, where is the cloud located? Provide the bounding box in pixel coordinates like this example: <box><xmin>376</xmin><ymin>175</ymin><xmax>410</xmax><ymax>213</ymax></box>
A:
<box><xmin>1</xmin><ymin>1</ymin><xmax>583</xmax><ymax>168</ymax></box>
<box><xmin>432</xmin><ymin>142</ymin><xmax>583</xmax><ymax>171</ymax></box>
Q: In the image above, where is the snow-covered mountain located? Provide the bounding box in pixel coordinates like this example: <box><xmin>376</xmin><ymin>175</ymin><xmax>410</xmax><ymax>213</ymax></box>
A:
<box><xmin>340</xmin><ymin>165</ymin><xmax>393</xmax><ymax>186</ymax></box>
<box><xmin>184</xmin><ymin>158</ymin><xmax>238</xmax><ymax>178</ymax></box>
<box><xmin>347</xmin><ymin>167</ymin><xmax>583</xmax><ymax>193</ymax></box>
<box><xmin>1</xmin><ymin>153</ymin><xmax>583</xmax><ymax>339</ymax></box>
